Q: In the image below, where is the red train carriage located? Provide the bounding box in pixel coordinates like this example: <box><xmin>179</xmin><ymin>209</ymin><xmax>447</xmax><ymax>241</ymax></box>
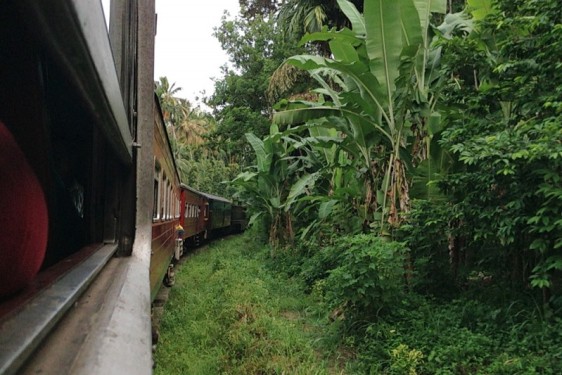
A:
<box><xmin>180</xmin><ymin>185</ymin><xmax>209</xmax><ymax>248</ymax></box>
<box><xmin>151</xmin><ymin>96</ymin><xmax>182</xmax><ymax>300</ymax></box>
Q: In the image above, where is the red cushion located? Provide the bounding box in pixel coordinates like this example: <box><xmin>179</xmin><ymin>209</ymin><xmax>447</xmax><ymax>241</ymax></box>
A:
<box><xmin>0</xmin><ymin>120</ymin><xmax>48</xmax><ymax>297</ymax></box>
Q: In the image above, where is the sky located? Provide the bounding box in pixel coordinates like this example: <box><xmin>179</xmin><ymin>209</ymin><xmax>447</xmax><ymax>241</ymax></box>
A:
<box><xmin>154</xmin><ymin>0</ymin><xmax>240</xmax><ymax>106</ymax></box>
<box><xmin>102</xmin><ymin>0</ymin><xmax>240</xmax><ymax>107</ymax></box>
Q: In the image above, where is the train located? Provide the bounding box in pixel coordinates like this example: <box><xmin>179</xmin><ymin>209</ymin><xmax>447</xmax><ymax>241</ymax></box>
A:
<box><xmin>151</xmin><ymin>97</ymin><xmax>247</xmax><ymax>300</ymax></box>
<box><xmin>0</xmin><ymin>1</ymin><xmax>245</xmax><ymax>374</ymax></box>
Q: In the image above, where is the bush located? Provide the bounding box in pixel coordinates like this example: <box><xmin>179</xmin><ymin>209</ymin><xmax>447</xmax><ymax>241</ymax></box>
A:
<box><xmin>398</xmin><ymin>199</ymin><xmax>458</xmax><ymax>296</ymax></box>
<box><xmin>320</xmin><ymin>234</ymin><xmax>409</xmax><ymax>320</ymax></box>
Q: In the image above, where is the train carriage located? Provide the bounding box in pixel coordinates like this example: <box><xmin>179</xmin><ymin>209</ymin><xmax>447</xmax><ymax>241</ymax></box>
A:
<box><xmin>151</xmin><ymin>95</ymin><xmax>182</xmax><ymax>300</ymax></box>
<box><xmin>180</xmin><ymin>185</ymin><xmax>209</xmax><ymax>247</ymax></box>
<box><xmin>201</xmin><ymin>192</ymin><xmax>233</xmax><ymax>236</ymax></box>
<box><xmin>231</xmin><ymin>204</ymin><xmax>249</xmax><ymax>233</ymax></box>
<box><xmin>0</xmin><ymin>1</ymin><xmax>156</xmax><ymax>373</ymax></box>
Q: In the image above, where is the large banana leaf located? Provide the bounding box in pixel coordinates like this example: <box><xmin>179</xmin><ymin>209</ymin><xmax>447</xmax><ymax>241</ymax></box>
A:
<box><xmin>268</xmin><ymin>0</ymin><xmax>448</xmax><ymax>232</ymax></box>
<box><xmin>284</xmin><ymin>173</ymin><xmax>319</xmax><ymax>212</ymax></box>
<box><xmin>336</xmin><ymin>0</ymin><xmax>365</xmax><ymax>35</ymax></box>
<box><xmin>364</xmin><ymin>0</ymin><xmax>403</xmax><ymax>103</ymax></box>
<box><xmin>284</xmin><ymin>54</ymin><xmax>393</xmax><ymax>133</ymax></box>
<box><xmin>411</xmin><ymin>0</ymin><xmax>446</xmax><ymax>95</ymax></box>
<box><xmin>246</xmin><ymin>133</ymin><xmax>271</xmax><ymax>174</ymax></box>
<box><xmin>299</xmin><ymin>27</ymin><xmax>360</xmax><ymax>46</ymax></box>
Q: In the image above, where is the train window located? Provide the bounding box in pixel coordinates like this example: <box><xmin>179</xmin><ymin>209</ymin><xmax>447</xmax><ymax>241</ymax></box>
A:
<box><xmin>167</xmin><ymin>184</ymin><xmax>171</xmax><ymax>219</ymax></box>
<box><xmin>153</xmin><ymin>179</ymin><xmax>159</xmax><ymax>220</ymax></box>
<box><xmin>164</xmin><ymin>185</ymin><xmax>168</xmax><ymax>220</ymax></box>
<box><xmin>161</xmin><ymin>174</ymin><xmax>167</xmax><ymax>219</ymax></box>
<box><xmin>167</xmin><ymin>183</ymin><xmax>171</xmax><ymax>219</ymax></box>
<box><xmin>164</xmin><ymin>183</ymin><xmax>167</xmax><ymax>219</ymax></box>
<box><xmin>153</xmin><ymin>162</ymin><xmax>161</xmax><ymax>221</ymax></box>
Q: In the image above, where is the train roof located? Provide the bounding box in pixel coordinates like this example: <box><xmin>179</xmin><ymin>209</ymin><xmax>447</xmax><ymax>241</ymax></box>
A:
<box><xmin>180</xmin><ymin>184</ymin><xmax>231</xmax><ymax>203</ymax></box>
<box><xmin>200</xmin><ymin>191</ymin><xmax>232</xmax><ymax>204</ymax></box>
<box><xmin>180</xmin><ymin>183</ymin><xmax>203</xmax><ymax>195</ymax></box>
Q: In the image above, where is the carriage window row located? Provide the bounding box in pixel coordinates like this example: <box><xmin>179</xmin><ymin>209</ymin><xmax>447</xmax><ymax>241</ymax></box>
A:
<box><xmin>185</xmin><ymin>203</ymin><xmax>200</xmax><ymax>219</ymax></box>
<box><xmin>153</xmin><ymin>162</ymin><xmax>180</xmax><ymax>221</ymax></box>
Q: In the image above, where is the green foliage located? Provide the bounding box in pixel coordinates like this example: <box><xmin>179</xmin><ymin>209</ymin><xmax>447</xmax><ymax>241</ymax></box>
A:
<box><xmin>155</xmin><ymin>77</ymin><xmax>237</xmax><ymax>196</ymax></box>
<box><xmin>276</xmin><ymin>0</ymin><xmax>364</xmax><ymax>50</ymax></box>
<box><xmin>178</xmin><ymin>148</ymin><xmax>241</xmax><ymax>197</ymax></box>
<box><xmin>437</xmin><ymin>0</ymin><xmax>562</xmax><ymax>292</ymax></box>
<box><xmin>232</xmin><ymin>126</ymin><xmax>297</xmax><ymax>247</ymax></box>
<box><xmin>207</xmin><ymin>13</ymin><xmax>307</xmax><ymax>166</ymax></box>
<box><xmin>398</xmin><ymin>199</ymin><xmax>458</xmax><ymax>294</ymax></box>
<box><xmin>350</xmin><ymin>295</ymin><xmax>562</xmax><ymax>374</ymax></box>
<box><xmin>389</xmin><ymin>344</ymin><xmax>424</xmax><ymax>375</ymax></box>
<box><xmin>273</xmin><ymin>0</ymin><xmax>448</xmax><ymax>230</ymax></box>
<box><xmin>154</xmin><ymin>234</ymin><xmax>340</xmax><ymax>374</ymax></box>
<box><xmin>321</xmin><ymin>235</ymin><xmax>408</xmax><ymax>319</ymax></box>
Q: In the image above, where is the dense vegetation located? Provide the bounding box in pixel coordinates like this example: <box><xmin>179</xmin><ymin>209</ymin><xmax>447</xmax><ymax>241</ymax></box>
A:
<box><xmin>154</xmin><ymin>234</ymin><xmax>344</xmax><ymax>374</ymax></box>
<box><xmin>158</xmin><ymin>0</ymin><xmax>562</xmax><ymax>372</ymax></box>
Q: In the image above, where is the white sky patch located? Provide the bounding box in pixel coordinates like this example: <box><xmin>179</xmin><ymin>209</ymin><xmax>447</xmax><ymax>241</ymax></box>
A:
<box><xmin>100</xmin><ymin>0</ymin><xmax>240</xmax><ymax>109</ymax></box>
<box><xmin>154</xmin><ymin>0</ymin><xmax>240</xmax><ymax>108</ymax></box>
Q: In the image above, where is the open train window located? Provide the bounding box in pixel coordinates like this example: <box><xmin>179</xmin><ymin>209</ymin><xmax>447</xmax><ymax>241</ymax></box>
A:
<box><xmin>153</xmin><ymin>161</ymin><xmax>161</xmax><ymax>221</ymax></box>
<box><xmin>166</xmin><ymin>181</ymin><xmax>171</xmax><ymax>220</ymax></box>
<box><xmin>4</xmin><ymin>46</ymin><xmax>94</xmax><ymax>268</ymax></box>
<box><xmin>160</xmin><ymin>174</ymin><xmax>167</xmax><ymax>220</ymax></box>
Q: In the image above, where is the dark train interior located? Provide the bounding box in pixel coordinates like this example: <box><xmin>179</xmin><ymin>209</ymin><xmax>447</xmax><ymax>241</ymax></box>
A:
<box><xmin>0</xmin><ymin>1</ymin><xmax>131</xmax><ymax>300</ymax></box>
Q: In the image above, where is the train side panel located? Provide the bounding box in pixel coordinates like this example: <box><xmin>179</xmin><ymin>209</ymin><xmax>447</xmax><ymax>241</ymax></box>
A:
<box><xmin>231</xmin><ymin>205</ymin><xmax>248</xmax><ymax>233</ymax></box>
<box><xmin>0</xmin><ymin>0</ymin><xmax>156</xmax><ymax>373</ymax></box>
<box><xmin>202</xmin><ymin>193</ymin><xmax>232</xmax><ymax>235</ymax></box>
<box><xmin>180</xmin><ymin>185</ymin><xmax>207</xmax><ymax>245</ymax></box>
<box><xmin>150</xmin><ymin>97</ymin><xmax>181</xmax><ymax>301</ymax></box>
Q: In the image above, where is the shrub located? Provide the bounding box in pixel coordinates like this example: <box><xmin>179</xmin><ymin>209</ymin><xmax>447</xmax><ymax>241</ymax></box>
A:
<box><xmin>321</xmin><ymin>234</ymin><xmax>409</xmax><ymax>320</ymax></box>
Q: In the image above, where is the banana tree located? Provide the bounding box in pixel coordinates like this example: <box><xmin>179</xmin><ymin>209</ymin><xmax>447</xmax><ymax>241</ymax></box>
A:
<box><xmin>233</xmin><ymin>124</ymin><xmax>324</xmax><ymax>247</ymax></box>
<box><xmin>273</xmin><ymin>0</ymin><xmax>446</xmax><ymax>231</ymax></box>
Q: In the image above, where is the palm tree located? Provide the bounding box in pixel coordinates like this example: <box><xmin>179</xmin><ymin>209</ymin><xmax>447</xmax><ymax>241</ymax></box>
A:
<box><xmin>276</xmin><ymin>0</ymin><xmax>363</xmax><ymax>48</ymax></box>
<box><xmin>155</xmin><ymin>77</ymin><xmax>189</xmax><ymax>126</ymax></box>
<box><xmin>175</xmin><ymin>106</ymin><xmax>215</xmax><ymax>147</ymax></box>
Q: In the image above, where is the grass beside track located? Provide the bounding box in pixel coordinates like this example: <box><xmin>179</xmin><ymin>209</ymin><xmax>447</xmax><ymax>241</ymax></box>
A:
<box><xmin>153</xmin><ymin>234</ymin><xmax>343</xmax><ymax>375</ymax></box>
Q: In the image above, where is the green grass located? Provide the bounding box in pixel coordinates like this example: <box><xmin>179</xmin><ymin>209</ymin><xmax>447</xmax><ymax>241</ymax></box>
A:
<box><xmin>153</xmin><ymin>234</ymin><xmax>343</xmax><ymax>375</ymax></box>
<box><xmin>154</xmin><ymin>232</ymin><xmax>562</xmax><ymax>374</ymax></box>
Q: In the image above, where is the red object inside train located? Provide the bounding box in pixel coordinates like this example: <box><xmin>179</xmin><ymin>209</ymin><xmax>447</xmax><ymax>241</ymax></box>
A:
<box><xmin>0</xmin><ymin>121</ymin><xmax>48</xmax><ymax>297</ymax></box>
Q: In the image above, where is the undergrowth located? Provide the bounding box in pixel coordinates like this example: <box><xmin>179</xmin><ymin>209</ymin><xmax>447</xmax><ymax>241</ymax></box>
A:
<box><xmin>153</xmin><ymin>233</ymin><xmax>343</xmax><ymax>375</ymax></box>
<box><xmin>266</xmin><ymin>233</ymin><xmax>562</xmax><ymax>374</ymax></box>
<box><xmin>155</xmin><ymin>230</ymin><xmax>562</xmax><ymax>374</ymax></box>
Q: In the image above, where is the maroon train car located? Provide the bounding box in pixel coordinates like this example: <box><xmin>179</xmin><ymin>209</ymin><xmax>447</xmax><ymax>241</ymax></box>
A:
<box><xmin>150</xmin><ymin>95</ymin><xmax>183</xmax><ymax>300</ymax></box>
<box><xmin>179</xmin><ymin>185</ymin><xmax>209</xmax><ymax>248</ymax></box>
